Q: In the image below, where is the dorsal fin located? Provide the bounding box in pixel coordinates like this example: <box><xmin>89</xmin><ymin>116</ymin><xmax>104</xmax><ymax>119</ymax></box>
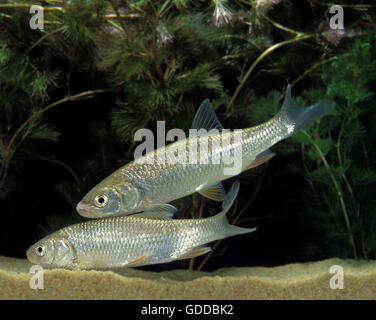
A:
<box><xmin>191</xmin><ymin>99</ymin><xmax>224</xmax><ymax>131</ymax></box>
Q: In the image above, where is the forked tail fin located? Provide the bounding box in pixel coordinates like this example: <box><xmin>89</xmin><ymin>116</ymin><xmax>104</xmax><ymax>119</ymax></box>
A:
<box><xmin>279</xmin><ymin>84</ymin><xmax>335</xmax><ymax>133</ymax></box>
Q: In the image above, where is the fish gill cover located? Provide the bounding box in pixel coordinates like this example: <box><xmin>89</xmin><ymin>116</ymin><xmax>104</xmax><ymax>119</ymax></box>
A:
<box><xmin>0</xmin><ymin>0</ymin><xmax>375</xmax><ymax>271</ymax></box>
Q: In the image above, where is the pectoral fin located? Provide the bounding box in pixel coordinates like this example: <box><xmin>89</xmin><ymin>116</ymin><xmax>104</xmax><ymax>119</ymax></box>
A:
<box><xmin>246</xmin><ymin>149</ymin><xmax>276</xmax><ymax>170</ymax></box>
<box><xmin>134</xmin><ymin>203</ymin><xmax>177</xmax><ymax>219</ymax></box>
<box><xmin>197</xmin><ymin>182</ymin><xmax>226</xmax><ymax>201</ymax></box>
<box><xmin>177</xmin><ymin>247</ymin><xmax>212</xmax><ymax>260</ymax></box>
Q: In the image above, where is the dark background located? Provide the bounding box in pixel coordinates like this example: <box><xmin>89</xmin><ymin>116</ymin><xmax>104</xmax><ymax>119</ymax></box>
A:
<box><xmin>0</xmin><ymin>0</ymin><xmax>375</xmax><ymax>272</ymax></box>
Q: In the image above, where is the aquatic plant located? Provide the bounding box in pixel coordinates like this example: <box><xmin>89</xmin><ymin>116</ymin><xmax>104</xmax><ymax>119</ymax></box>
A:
<box><xmin>0</xmin><ymin>0</ymin><xmax>375</xmax><ymax>268</ymax></box>
<box><xmin>240</xmin><ymin>26</ymin><xmax>376</xmax><ymax>261</ymax></box>
<box><xmin>296</xmin><ymin>26</ymin><xmax>376</xmax><ymax>260</ymax></box>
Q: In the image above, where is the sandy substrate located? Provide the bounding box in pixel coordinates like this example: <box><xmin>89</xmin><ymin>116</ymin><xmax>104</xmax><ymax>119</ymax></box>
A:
<box><xmin>0</xmin><ymin>256</ymin><xmax>375</xmax><ymax>299</ymax></box>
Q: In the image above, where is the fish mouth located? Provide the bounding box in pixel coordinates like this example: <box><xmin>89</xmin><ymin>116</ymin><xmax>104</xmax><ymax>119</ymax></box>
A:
<box><xmin>26</xmin><ymin>247</ymin><xmax>38</xmax><ymax>264</ymax></box>
<box><xmin>76</xmin><ymin>202</ymin><xmax>97</xmax><ymax>218</ymax></box>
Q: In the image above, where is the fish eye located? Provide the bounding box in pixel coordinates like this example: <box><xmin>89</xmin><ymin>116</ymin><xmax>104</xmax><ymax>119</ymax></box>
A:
<box><xmin>94</xmin><ymin>194</ymin><xmax>108</xmax><ymax>208</ymax></box>
<box><xmin>35</xmin><ymin>245</ymin><xmax>45</xmax><ymax>257</ymax></box>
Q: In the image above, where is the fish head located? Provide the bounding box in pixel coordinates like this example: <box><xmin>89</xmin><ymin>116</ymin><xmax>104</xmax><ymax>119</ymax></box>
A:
<box><xmin>26</xmin><ymin>235</ymin><xmax>75</xmax><ymax>268</ymax></box>
<box><xmin>76</xmin><ymin>182</ymin><xmax>141</xmax><ymax>218</ymax></box>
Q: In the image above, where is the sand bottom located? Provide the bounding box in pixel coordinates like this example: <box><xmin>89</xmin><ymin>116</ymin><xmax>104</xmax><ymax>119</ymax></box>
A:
<box><xmin>0</xmin><ymin>256</ymin><xmax>375</xmax><ymax>299</ymax></box>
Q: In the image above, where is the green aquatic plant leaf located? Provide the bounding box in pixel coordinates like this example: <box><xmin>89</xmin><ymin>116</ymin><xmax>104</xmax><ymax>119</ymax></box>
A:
<box><xmin>0</xmin><ymin>0</ymin><xmax>375</xmax><ymax>269</ymax></box>
<box><xmin>28</xmin><ymin>123</ymin><xmax>61</xmax><ymax>142</ymax></box>
<box><xmin>0</xmin><ymin>175</ymin><xmax>17</xmax><ymax>199</ymax></box>
<box><xmin>245</xmin><ymin>90</ymin><xmax>280</xmax><ymax>126</ymax></box>
<box><xmin>350</xmin><ymin>167</ymin><xmax>376</xmax><ymax>187</ymax></box>
<box><xmin>295</xmin><ymin>25</ymin><xmax>376</xmax><ymax>260</ymax></box>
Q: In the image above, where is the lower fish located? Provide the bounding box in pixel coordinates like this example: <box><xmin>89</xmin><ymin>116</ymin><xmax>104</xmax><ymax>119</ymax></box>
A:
<box><xmin>27</xmin><ymin>182</ymin><xmax>255</xmax><ymax>269</ymax></box>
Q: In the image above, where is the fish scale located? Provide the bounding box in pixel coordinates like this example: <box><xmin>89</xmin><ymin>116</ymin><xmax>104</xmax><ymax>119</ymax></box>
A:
<box><xmin>76</xmin><ymin>86</ymin><xmax>335</xmax><ymax>218</ymax></box>
<box><xmin>26</xmin><ymin>182</ymin><xmax>256</xmax><ymax>269</ymax></box>
<box><xmin>123</xmin><ymin>129</ymin><xmax>278</xmax><ymax>204</ymax></box>
<box><xmin>27</xmin><ymin>184</ymin><xmax>255</xmax><ymax>269</ymax></box>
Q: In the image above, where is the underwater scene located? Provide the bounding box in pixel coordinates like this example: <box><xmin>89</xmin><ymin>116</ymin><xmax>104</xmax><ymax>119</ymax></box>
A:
<box><xmin>0</xmin><ymin>0</ymin><xmax>376</xmax><ymax>300</ymax></box>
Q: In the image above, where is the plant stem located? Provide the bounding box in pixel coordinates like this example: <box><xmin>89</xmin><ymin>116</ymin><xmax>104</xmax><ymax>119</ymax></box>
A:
<box><xmin>261</xmin><ymin>14</ymin><xmax>300</xmax><ymax>35</ymax></box>
<box><xmin>22</xmin><ymin>26</ymin><xmax>66</xmax><ymax>57</ymax></box>
<box><xmin>108</xmin><ymin>0</ymin><xmax>166</xmax><ymax>87</ymax></box>
<box><xmin>0</xmin><ymin>4</ymin><xmax>63</xmax><ymax>11</ymax></box>
<box><xmin>336</xmin><ymin>122</ymin><xmax>359</xmax><ymax>216</ymax></box>
<box><xmin>26</xmin><ymin>152</ymin><xmax>80</xmax><ymax>185</ymax></box>
<box><xmin>302</xmin><ymin>130</ymin><xmax>358</xmax><ymax>259</ymax></box>
<box><xmin>197</xmin><ymin>164</ymin><xmax>268</xmax><ymax>271</ymax></box>
<box><xmin>315</xmin><ymin>1</ymin><xmax>375</xmax><ymax>9</ymax></box>
<box><xmin>225</xmin><ymin>34</ymin><xmax>312</xmax><ymax>115</ymax></box>
<box><xmin>196</xmin><ymin>239</ymin><xmax>222</xmax><ymax>272</ymax></box>
<box><xmin>105</xmin><ymin>13</ymin><xmax>141</xmax><ymax>19</ymax></box>
<box><xmin>0</xmin><ymin>89</ymin><xmax>111</xmax><ymax>181</ymax></box>
<box><xmin>301</xmin><ymin>143</ymin><xmax>316</xmax><ymax>192</ymax></box>
<box><xmin>189</xmin><ymin>199</ymin><xmax>204</xmax><ymax>270</ymax></box>
<box><xmin>158</xmin><ymin>0</ymin><xmax>171</xmax><ymax>17</ymax></box>
<box><xmin>291</xmin><ymin>56</ymin><xmax>337</xmax><ymax>88</ymax></box>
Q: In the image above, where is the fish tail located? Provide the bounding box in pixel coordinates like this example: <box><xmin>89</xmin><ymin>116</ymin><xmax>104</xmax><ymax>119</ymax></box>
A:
<box><xmin>279</xmin><ymin>84</ymin><xmax>335</xmax><ymax>133</ymax></box>
<box><xmin>215</xmin><ymin>181</ymin><xmax>256</xmax><ymax>237</ymax></box>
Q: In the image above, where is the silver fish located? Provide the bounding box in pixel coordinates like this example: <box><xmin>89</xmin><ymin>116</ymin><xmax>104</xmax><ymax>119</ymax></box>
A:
<box><xmin>27</xmin><ymin>182</ymin><xmax>255</xmax><ymax>269</ymax></box>
<box><xmin>76</xmin><ymin>85</ymin><xmax>335</xmax><ymax>218</ymax></box>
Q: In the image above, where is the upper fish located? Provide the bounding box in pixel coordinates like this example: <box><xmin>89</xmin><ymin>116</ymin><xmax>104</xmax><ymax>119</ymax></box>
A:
<box><xmin>76</xmin><ymin>85</ymin><xmax>335</xmax><ymax>218</ymax></box>
<box><xmin>27</xmin><ymin>182</ymin><xmax>255</xmax><ymax>269</ymax></box>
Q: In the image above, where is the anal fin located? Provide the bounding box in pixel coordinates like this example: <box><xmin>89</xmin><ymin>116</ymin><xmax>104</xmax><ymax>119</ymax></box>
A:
<box><xmin>246</xmin><ymin>149</ymin><xmax>276</xmax><ymax>170</ymax></box>
<box><xmin>177</xmin><ymin>247</ymin><xmax>212</xmax><ymax>260</ymax></box>
<box><xmin>128</xmin><ymin>255</ymin><xmax>146</xmax><ymax>265</ymax></box>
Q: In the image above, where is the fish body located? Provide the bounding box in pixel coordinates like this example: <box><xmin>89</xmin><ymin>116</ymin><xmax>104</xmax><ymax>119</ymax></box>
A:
<box><xmin>77</xmin><ymin>85</ymin><xmax>335</xmax><ymax>218</ymax></box>
<box><xmin>27</xmin><ymin>182</ymin><xmax>255</xmax><ymax>269</ymax></box>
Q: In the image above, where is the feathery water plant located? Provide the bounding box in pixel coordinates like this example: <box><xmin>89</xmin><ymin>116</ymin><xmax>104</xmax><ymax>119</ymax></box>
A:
<box><xmin>0</xmin><ymin>0</ymin><xmax>375</xmax><ymax>267</ymax></box>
